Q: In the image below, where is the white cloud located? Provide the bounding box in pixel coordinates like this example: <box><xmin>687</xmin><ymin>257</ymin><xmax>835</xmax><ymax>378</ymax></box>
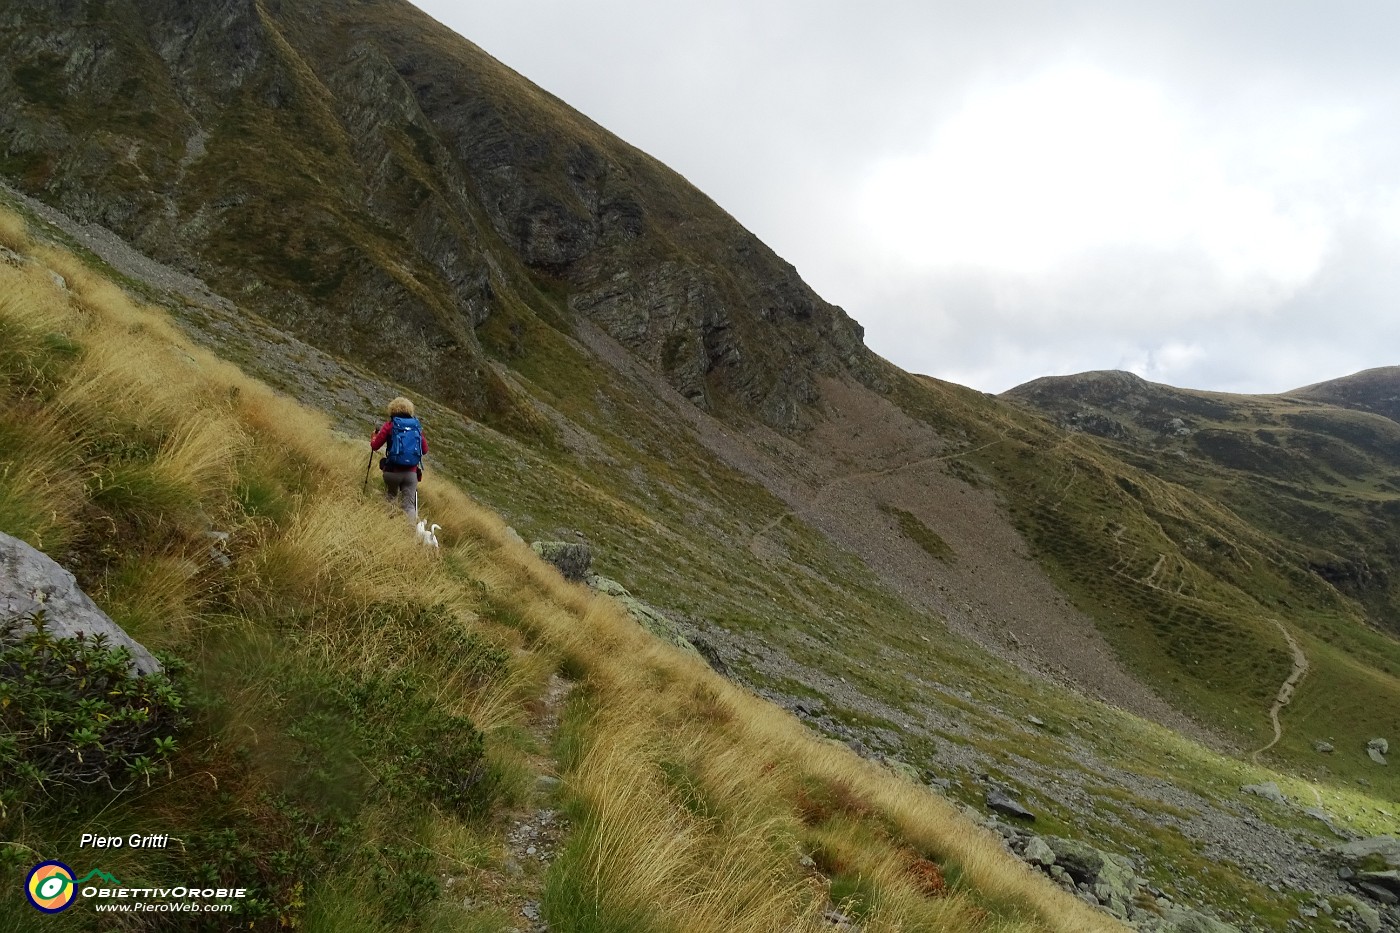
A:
<box><xmin>411</xmin><ymin>1</ymin><xmax>1400</xmax><ymax>395</ymax></box>
<box><xmin>853</xmin><ymin>63</ymin><xmax>1332</xmax><ymax>297</ymax></box>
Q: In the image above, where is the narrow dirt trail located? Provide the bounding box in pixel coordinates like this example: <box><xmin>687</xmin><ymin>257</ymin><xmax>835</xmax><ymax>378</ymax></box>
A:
<box><xmin>1251</xmin><ymin>619</ymin><xmax>1309</xmax><ymax>764</ymax></box>
<box><xmin>452</xmin><ymin>673</ymin><xmax>574</xmax><ymax>932</ymax></box>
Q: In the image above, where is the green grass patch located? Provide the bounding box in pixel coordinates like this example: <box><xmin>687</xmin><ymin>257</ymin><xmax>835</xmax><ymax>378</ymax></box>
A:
<box><xmin>880</xmin><ymin>503</ymin><xmax>955</xmax><ymax>561</ymax></box>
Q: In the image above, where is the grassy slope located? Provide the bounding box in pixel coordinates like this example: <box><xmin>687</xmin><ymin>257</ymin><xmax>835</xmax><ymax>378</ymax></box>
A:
<box><xmin>2</xmin><ymin>3</ymin><xmax>1397</xmax><ymax>923</ymax></box>
<box><xmin>997</xmin><ymin>376</ymin><xmax>1400</xmax><ymax>772</ymax></box>
<box><xmin>0</xmin><ymin>212</ymin><xmax>1122</xmax><ymax>931</ymax></box>
<box><xmin>22</xmin><ymin>195</ymin><xmax>1397</xmax><ymax>930</ymax></box>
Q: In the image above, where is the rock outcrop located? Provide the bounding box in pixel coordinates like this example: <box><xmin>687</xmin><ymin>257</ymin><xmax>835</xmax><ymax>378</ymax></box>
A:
<box><xmin>0</xmin><ymin>0</ymin><xmax>880</xmax><ymax>432</ymax></box>
<box><xmin>531</xmin><ymin>540</ymin><xmax>593</xmax><ymax>582</ymax></box>
<box><xmin>582</xmin><ymin>573</ymin><xmax>704</xmax><ymax>662</ymax></box>
<box><xmin>0</xmin><ymin>532</ymin><xmax>161</xmax><ymax>675</ymax></box>
<box><xmin>998</xmin><ymin>826</ymin><xmax>1244</xmax><ymax>931</ymax></box>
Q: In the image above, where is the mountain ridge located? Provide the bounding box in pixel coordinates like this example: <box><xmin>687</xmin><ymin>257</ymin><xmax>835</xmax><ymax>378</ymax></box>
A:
<box><xmin>1292</xmin><ymin>365</ymin><xmax>1400</xmax><ymax>425</ymax></box>
<box><xmin>0</xmin><ymin>0</ymin><xmax>877</xmax><ymax>431</ymax></box>
<box><xmin>4</xmin><ymin>2</ymin><xmax>1400</xmax><ymax>929</ymax></box>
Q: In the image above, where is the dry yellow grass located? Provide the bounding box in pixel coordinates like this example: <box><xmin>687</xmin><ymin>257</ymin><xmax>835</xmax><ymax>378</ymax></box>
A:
<box><xmin>0</xmin><ymin>207</ymin><xmax>1122</xmax><ymax>931</ymax></box>
<box><xmin>473</xmin><ymin>544</ymin><xmax>1122</xmax><ymax>931</ymax></box>
<box><xmin>0</xmin><ymin>209</ymin><xmax>30</xmax><ymax>253</ymax></box>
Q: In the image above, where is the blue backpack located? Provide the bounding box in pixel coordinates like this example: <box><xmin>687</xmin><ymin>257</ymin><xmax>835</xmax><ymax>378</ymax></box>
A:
<box><xmin>384</xmin><ymin>416</ymin><xmax>424</xmax><ymax>469</ymax></box>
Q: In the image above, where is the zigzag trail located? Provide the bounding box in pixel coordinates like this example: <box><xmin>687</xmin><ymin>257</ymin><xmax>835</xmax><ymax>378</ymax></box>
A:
<box><xmin>1251</xmin><ymin>619</ymin><xmax>1309</xmax><ymax>764</ymax></box>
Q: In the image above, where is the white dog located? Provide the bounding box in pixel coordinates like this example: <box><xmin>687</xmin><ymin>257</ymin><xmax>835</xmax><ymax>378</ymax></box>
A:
<box><xmin>414</xmin><ymin>519</ymin><xmax>441</xmax><ymax>548</ymax></box>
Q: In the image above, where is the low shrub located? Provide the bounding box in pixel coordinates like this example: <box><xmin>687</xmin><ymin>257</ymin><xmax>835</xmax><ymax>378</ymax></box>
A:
<box><xmin>0</xmin><ymin>612</ymin><xmax>189</xmax><ymax>821</ymax></box>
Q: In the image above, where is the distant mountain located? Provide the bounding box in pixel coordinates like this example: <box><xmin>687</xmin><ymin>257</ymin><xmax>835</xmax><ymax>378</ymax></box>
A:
<box><xmin>1292</xmin><ymin>366</ymin><xmax>1400</xmax><ymax>425</ymax></box>
<box><xmin>1007</xmin><ymin>368</ymin><xmax>1400</xmax><ymax>630</ymax></box>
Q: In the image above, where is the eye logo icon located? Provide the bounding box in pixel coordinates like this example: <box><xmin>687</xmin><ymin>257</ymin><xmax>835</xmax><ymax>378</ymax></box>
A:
<box><xmin>26</xmin><ymin>861</ymin><xmax>77</xmax><ymax>913</ymax></box>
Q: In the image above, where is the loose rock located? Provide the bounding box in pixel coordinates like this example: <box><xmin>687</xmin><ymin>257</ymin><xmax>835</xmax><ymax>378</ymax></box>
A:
<box><xmin>986</xmin><ymin>788</ymin><xmax>1036</xmax><ymax>821</ymax></box>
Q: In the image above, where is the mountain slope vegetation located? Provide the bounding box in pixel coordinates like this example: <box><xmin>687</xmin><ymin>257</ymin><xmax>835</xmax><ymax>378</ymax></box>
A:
<box><xmin>3</xmin><ymin>1</ymin><xmax>1400</xmax><ymax>929</ymax></box>
<box><xmin>0</xmin><ymin>208</ymin><xmax>1116</xmax><ymax>932</ymax></box>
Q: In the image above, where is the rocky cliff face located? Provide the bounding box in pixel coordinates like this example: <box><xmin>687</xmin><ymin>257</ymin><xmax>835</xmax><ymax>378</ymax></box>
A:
<box><xmin>0</xmin><ymin>0</ymin><xmax>876</xmax><ymax>430</ymax></box>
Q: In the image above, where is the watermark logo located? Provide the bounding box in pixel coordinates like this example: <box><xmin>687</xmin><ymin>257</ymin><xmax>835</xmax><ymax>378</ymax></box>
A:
<box><xmin>24</xmin><ymin>863</ymin><xmax>124</xmax><ymax>913</ymax></box>
<box><xmin>23</xmin><ymin>856</ymin><xmax>246</xmax><ymax>915</ymax></box>
<box><xmin>25</xmin><ymin>861</ymin><xmax>77</xmax><ymax>913</ymax></box>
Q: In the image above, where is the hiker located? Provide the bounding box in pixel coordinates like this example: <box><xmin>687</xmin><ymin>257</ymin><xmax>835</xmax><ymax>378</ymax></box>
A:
<box><xmin>370</xmin><ymin>397</ymin><xmax>428</xmax><ymax>520</ymax></box>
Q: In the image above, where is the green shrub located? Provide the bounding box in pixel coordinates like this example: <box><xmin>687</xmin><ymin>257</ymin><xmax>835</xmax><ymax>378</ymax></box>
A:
<box><xmin>342</xmin><ymin>672</ymin><xmax>497</xmax><ymax>818</ymax></box>
<box><xmin>0</xmin><ymin>612</ymin><xmax>189</xmax><ymax>821</ymax></box>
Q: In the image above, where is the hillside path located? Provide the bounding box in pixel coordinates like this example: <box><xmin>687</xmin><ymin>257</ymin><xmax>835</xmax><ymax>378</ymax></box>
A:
<box><xmin>1251</xmin><ymin>619</ymin><xmax>1309</xmax><ymax>764</ymax></box>
<box><xmin>449</xmin><ymin>673</ymin><xmax>573</xmax><ymax>931</ymax></box>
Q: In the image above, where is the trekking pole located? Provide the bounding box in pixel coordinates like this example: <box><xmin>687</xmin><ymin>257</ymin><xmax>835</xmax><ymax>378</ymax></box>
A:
<box><xmin>362</xmin><ymin>446</ymin><xmax>375</xmax><ymax>493</ymax></box>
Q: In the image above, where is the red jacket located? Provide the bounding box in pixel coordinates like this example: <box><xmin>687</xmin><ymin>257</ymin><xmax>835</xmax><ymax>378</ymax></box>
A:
<box><xmin>371</xmin><ymin>420</ymin><xmax>428</xmax><ymax>479</ymax></box>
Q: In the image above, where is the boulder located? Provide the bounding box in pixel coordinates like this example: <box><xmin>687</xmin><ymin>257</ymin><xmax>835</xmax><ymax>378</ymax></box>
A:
<box><xmin>530</xmin><ymin>540</ymin><xmax>592</xmax><ymax>581</ymax></box>
<box><xmin>1357</xmin><ymin>870</ymin><xmax>1400</xmax><ymax>894</ymax></box>
<box><xmin>1314</xmin><ymin>741</ymin><xmax>1335</xmax><ymax>754</ymax></box>
<box><xmin>1303</xmin><ymin>807</ymin><xmax>1353</xmax><ymax>840</ymax></box>
<box><xmin>1340</xmin><ymin>895</ymin><xmax>1383</xmax><ymax>933</ymax></box>
<box><xmin>1240</xmin><ymin>781</ymin><xmax>1287</xmax><ymax>804</ymax></box>
<box><xmin>1023</xmin><ymin>836</ymin><xmax>1057</xmax><ymax>868</ymax></box>
<box><xmin>1334</xmin><ymin>837</ymin><xmax>1400</xmax><ymax>870</ymax></box>
<box><xmin>1367</xmin><ymin>738</ymin><xmax>1389</xmax><ymax>765</ymax></box>
<box><xmin>1042</xmin><ymin>837</ymin><xmax>1137</xmax><ymax>916</ymax></box>
<box><xmin>1355</xmin><ymin>882</ymin><xmax>1397</xmax><ymax>905</ymax></box>
<box><xmin>985</xmin><ymin>788</ymin><xmax>1035</xmax><ymax>821</ymax></box>
<box><xmin>0</xmin><ymin>532</ymin><xmax>160</xmax><ymax>675</ymax></box>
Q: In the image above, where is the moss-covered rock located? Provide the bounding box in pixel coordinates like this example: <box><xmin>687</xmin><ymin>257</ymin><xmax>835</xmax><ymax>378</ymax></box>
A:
<box><xmin>530</xmin><ymin>540</ymin><xmax>592</xmax><ymax>581</ymax></box>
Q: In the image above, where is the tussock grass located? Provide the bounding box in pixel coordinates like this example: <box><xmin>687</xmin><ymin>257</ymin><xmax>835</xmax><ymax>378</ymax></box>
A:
<box><xmin>472</xmin><ymin>553</ymin><xmax>1116</xmax><ymax>931</ymax></box>
<box><xmin>0</xmin><ymin>209</ymin><xmax>1118</xmax><ymax>930</ymax></box>
<box><xmin>0</xmin><ymin>210</ymin><xmax>29</xmax><ymax>253</ymax></box>
<box><xmin>0</xmin><ymin>218</ymin><xmax>522</xmax><ymax>926</ymax></box>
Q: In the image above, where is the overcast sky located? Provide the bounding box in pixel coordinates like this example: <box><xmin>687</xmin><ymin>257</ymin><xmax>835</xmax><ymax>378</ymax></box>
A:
<box><xmin>412</xmin><ymin>1</ymin><xmax>1400</xmax><ymax>394</ymax></box>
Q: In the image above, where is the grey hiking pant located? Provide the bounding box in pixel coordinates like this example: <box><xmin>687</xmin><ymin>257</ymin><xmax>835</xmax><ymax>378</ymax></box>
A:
<box><xmin>383</xmin><ymin>469</ymin><xmax>419</xmax><ymax>520</ymax></box>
